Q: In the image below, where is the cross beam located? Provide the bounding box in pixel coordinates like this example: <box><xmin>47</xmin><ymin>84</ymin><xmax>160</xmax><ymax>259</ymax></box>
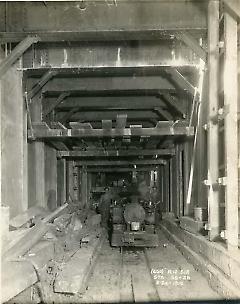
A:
<box><xmin>0</xmin><ymin>36</ymin><xmax>40</xmax><ymax>79</ymax></box>
<box><xmin>222</xmin><ymin>0</ymin><xmax>240</xmax><ymax>21</ymax></box>
<box><xmin>165</xmin><ymin>68</ymin><xmax>196</xmax><ymax>95</ymax></box>
<box><xmin>75</xmin><ymin>159</ymin><xmax>166</xmax><ymax>166</ymax></box>
<box><xmin>28</xmin><ymin>70</ymin><xmax>57</xmax><ymax>101</ymax></box>
<box><xmin>44</xmin><ymin>92</ymin><xmax>70</xmax><ymax>117</ymax></box>
<box><xmin>161</xmin><ymin>93</ymin><xmax>186</xmax><ymax>118</ymax></box>
<box><xmin>175</xmin><ymin>31</ymin><xmax>207</xmax><ymax>62</ymax></box>
<box><xmin>57</xmin><ymin>148</ymin><xmax>175</xmax><ymax>158</ymax></box>
<box><xmin>29</xmin><ymin>122</ymin><xmax>194</xmax><ymax>139</ymax></box>
<box><xmin>86</xmin><ymin>167</ymin><xmax>160</xmax><ymax>173</ymax></box>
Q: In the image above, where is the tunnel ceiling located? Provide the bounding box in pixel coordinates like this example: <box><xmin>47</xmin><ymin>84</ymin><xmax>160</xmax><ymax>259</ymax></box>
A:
<box><xmin>0</xmin><ymin>0</ymin><xmax>207</xmax><ymax>163</ymax></box>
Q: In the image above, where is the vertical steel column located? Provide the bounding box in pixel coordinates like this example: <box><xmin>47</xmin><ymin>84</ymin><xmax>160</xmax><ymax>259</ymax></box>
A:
<box><xmin>207</xmin><ymin>0</ymin><xmax>220</xmax><ymax>240</ymax></box>
<box><xmin>224</xmin><ymin>10</ymin><xmax>239</xmax><ymax>249</ymax></box>
<box><xmin>179</xmin><ymin>146</ymin><xmax>184</xmax><ymax>217</ymax></box>
<box><xmin>183</xmin><ymin>142</ymin><xmax>190</xmax><ymax>215</ymax></box>
<box><xmin>165</xmin><ymin>162</ymin><xmax>170</xmax><ymax>213</ymax></box>
<box><xmin>169</xmin><ymin>159</ymin><xmax>173</xmax><ymax>212</ymax></box>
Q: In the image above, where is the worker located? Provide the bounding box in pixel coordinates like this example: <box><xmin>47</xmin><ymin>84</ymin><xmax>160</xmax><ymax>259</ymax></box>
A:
<box><xmin>98</xmin><ymin>187</ymin><xmax>113</xmax><ymax>229</ymax></box>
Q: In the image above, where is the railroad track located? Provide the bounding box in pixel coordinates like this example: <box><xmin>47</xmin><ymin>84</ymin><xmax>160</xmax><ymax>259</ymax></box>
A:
<box><xmin>120</xmin><ymin>246</ymin><xmax>161</xmax><ymax>303</ymax></box>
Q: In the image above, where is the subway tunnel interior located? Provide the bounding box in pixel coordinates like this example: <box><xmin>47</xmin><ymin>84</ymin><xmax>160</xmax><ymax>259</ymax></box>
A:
<box><xmin>1</xmin><ymin>1</ymin><xmax>240</xmax><ymax>303</ymax></box>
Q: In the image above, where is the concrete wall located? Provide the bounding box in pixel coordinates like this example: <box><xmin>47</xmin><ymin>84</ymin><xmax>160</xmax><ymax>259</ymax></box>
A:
<box><xmin>1</xmin><ymin>63</ymin><xmax>28</xmax><ymax>218</ymax></box>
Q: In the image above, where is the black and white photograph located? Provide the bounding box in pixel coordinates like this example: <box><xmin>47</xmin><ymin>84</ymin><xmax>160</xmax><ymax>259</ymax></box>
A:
<box><xmin>0</xmin><ymin>0</ymin><xmax>240</xmax><ymax>303</ymax></box>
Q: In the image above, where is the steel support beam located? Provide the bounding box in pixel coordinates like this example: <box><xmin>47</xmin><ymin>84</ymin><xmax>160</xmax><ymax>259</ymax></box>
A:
<box><xmin>224</xmin><ymin>11</ymin><xmax>239</xmax><ymax>250</ymax></box>
<box><xmin>86</xmin><ymin>167</ymin><xmax>159</xmax><ymax>173</ymax></box>
<box><xmin>76</xmin><ymin>159</ymin><xmax>166</xmax><ymax>166</ymax></box>
<box><xmin>161</xmin><ymin>93</ymin><xmax>186</xmax><ymax>118</ymax></box>
<box><xmin>28</xmin><ymin>70</ymin><xmax>57</xmax><ymax>101</ymax></box>
<box><xmin>29</xmin><ymin>122</ymin><xmax>194</xmax><ymax>139</ymax></box>
<box><xmin>44</xmin><ymin>92</ymin><xmax>70</xmax><ymax>117</ymax></box>
<box><xmin>175</xmin><ymin>31</ymin><xmax>207</xmax><ymax>62</ymax></box>
<box><xmin>0</xmin><ymin>36</ymin><xmax>40</xmax><ymax>79</ymax></box>
<box><xmin>222</xmin><ymin>0</ymin><xmax>240</xmax><ymax>21</ymax></box>
<box><xmin>153</xmin><ymin>107</ymin><xmax>173</xmax><ymax>121</ymax></box>
<box><xmin>42</xmin><ymin>76</ymin><xmax>175</xmax><ymax>94</ymax></box>
<box><xmin>165</xmin><ymin>68</ymin><xmax>196</xmax><ymax>95</ymax></box>
<box><xmin>57</xmin><ymin>148</ymin><xmax>175</xmax><ymax>158</ymax></box>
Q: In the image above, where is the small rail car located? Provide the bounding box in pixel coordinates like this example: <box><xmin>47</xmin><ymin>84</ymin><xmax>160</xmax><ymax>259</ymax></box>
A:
<box><xmin>110</xmin><ymin>196</ymin><xmax>159</xmax><ymax>247</ymax></box>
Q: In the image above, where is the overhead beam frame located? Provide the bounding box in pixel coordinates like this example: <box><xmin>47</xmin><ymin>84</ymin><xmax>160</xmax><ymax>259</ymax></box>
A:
<box><xmin>175</xmin><ymin>31</ymin><xmax>207</xmax><ymax>62</ymax></box>
<box><xmin>57</xmin><ymin>148</ymin><xmax>175</xmax><ymax>158</ymax></box>
<box><xmin>0</xmin><ymin>35</ymin><xmax>40</xmax><ymax>79</ymax></box>
<box><xmin>29</xmin><ymin>121</ymin><xmax>194</xmax><ymax>139</ymax></box>
<box><xmin>75</xmin><ymin>159</ymin><xmax>167</xmax><ymax>166</ymax></box>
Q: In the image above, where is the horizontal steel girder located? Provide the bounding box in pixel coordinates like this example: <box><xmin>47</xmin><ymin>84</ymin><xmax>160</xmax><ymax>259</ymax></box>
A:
<box><xmin>57</xmin><ymin>148</ymin><xmax>175</xmax><ymax>158</ymax></box>
<box><xmin>29</xmin><ymin>121</ymin><xmax>194</xmax><ymax>139</ymax></box>
<box><xmin>75</xmin><ymin>159</ymin><xmax>166</xmax><ymax>166</ymax></box>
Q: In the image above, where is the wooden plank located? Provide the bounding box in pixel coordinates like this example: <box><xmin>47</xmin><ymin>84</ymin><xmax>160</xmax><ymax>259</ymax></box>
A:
<box><xmin>224</xmin><ymin>11</ymin><xmax>239</xmax><ymax>249</ymax></box>
<box><xmin>3</xmin><ymin>203</ymin><xmax>68</xmax><ymax>260</ymax></box>
<box><xmin>54</xmin><ymin>233</ymin><xmax>103</xmax><ymax>294</ymax></box>
<box><xmin>9</xmin><ymin>206</ymin><xmax>47</xmax><ymax>228</ymax></box>
<box><xmin>0</xmin><ymin>36</ymin><xmax>40</xmax><ymax>79</ymax></box>
<box><xmin>2</xmin><ymin>260</ymin><xmax>38</xmax><ymax>303</ymax></box>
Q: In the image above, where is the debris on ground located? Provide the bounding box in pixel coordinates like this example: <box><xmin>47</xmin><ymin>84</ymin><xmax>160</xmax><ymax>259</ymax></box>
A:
<box><xmin>2</xmin><ymin>202</ymin><xmax>103</xmax><ymax>303</ymax></box>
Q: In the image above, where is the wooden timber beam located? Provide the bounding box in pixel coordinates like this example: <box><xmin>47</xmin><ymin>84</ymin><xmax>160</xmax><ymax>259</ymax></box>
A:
<box><xmin>175</xmin><ymin>31</ymin><xmax>207</xmax><ymax>62</ymax></box>
<box><xmin>0</xmin><ymin>36</ymin><xmax>40</xmax><ymax>79</ymax></box>
<box><xmin>29</xmin><ymin>121</ymin><xmax>194</xmax><ymax>139</ymax></box>
<box><xmin>75</xmin><ymin>159</ymin><xmax>166</xmax><ymax>166</ymax></box>
<box><xmin>28</xmin><ymin>70</ymin><xmax>57</xmax><ymax>101</ymax></box>
<box><xmin>222</xmin><ymin>0</ymin><xmax>240</xmax><ymax>21</ymax></box>
<box><xmin>44</xmin><ymin>92</ymin><xmax>70</xmax><ymax>117</ymax></box>
<box><xmin>57</xmin><ymin>148</ymin><xmax>175</xmax><ymax>158</ymax></box>
<box><xmin>165</xmin><ymin>68</ymin><xmax>196</xmax><ymax>95</ymax></box>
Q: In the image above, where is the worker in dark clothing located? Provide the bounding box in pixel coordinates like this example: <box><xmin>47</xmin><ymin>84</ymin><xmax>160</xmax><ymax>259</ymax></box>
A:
<box><xmin>98</xmin><ymin>187</ymin><xmax>113</xmax><ymax>229</ymax></box>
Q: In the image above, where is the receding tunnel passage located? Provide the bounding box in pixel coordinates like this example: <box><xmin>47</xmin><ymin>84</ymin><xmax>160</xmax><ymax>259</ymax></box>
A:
<box><xmin>1</xmin><ymin>1</ymin><xmax>240</xmax><ymax>303</ymax></box>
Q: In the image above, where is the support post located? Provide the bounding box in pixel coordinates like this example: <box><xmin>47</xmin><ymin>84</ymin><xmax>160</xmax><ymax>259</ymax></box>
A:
<box><xmin>224</xmin><ymin>11</ymin><xmax>239</xmax><ymax>249</ymax></box>
<box><xmin>207</xmin><ymin>0</ymin><xmax>220</xmax><ymax>241</ymax></box>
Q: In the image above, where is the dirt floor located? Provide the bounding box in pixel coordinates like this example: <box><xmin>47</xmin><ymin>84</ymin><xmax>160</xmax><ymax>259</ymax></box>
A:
<box><xmin>80</xmin><ymin>229</ymin><xmax>221</xmax><ymax>303</ymax></box>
